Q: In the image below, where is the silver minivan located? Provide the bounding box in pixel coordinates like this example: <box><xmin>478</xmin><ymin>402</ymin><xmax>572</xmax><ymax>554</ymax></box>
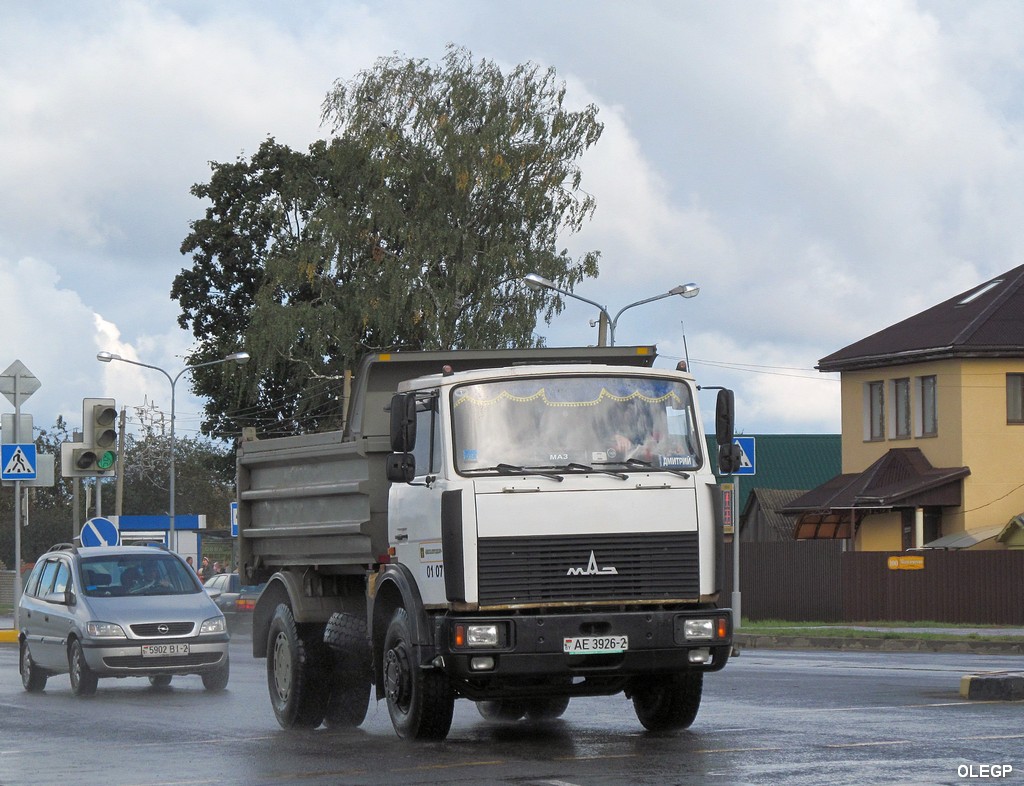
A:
<box><xmin>18</xmin><ymin>543</ymin><xmax>229</xmax><ymax>695</ymax></box>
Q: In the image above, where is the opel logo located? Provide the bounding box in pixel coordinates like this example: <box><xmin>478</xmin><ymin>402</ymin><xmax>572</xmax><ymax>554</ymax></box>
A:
<box><xmin>157</xmin><ymin>624</ymin><xmax>169</xmax><ymax>635</ymax></box>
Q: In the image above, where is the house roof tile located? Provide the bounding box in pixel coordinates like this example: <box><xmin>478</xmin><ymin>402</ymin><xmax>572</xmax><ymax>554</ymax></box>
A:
<box><xmin>818</xmin><ymin>264</ymin><xmax>1024</xmax><ymax>371</ymax></box>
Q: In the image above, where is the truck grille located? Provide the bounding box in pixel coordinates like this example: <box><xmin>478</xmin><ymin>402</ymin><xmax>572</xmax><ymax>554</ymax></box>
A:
<box><xmin>477</xmin><ymin>532</ymin><xmax>699</xmax><ymax>606</ymax></box>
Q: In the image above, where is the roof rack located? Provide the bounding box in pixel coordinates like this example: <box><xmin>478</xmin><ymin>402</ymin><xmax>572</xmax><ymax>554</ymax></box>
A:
<box><xmin>47</xmin><ymin>543</ymin><xmax>79</xmax><ymax>554</ymax></box>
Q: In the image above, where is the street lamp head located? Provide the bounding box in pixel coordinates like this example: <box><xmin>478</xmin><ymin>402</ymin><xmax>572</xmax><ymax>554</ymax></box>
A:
<box><xmin>96</xmin><ymin>351</ymin><xmax>121</xmax><ymax>363</ymax></box>
<box><xmin>524</xmin><ymin>273</ymin><xmax>556</xmax><ymax>292</ymax></box>
<box><xmin>669</xmin><ymin>283</ymin><xmax>700</xmax><ymax>299</ymax></box>
<box><xmin>226</xmin><ymin>351</ymin><xmax>251</xmax><ymax>365</ymax></box>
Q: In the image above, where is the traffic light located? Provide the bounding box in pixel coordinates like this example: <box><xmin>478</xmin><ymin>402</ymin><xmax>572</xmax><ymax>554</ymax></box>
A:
<box><xmin>65</xmin><ymin>397</ymin><xmax>118</xmax><ymax>475</ymax></box>
<box><xmin>90</xmin><ymin>401</ymin><xmax>118</xmax><ymax>471</ymax></box>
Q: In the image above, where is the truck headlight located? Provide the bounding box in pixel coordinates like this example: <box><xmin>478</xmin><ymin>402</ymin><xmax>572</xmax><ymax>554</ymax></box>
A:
<box><xmin>683</xmin><ymin>619</ymin><xmax>715</xmax><ymax>640</ymax></box>
<box><xmin>453</xmin><ymin>622</ymin><xmax>506</xmax><ymax>648</ymax></box>
<box><xmin>86</xmin><ymin>621</ymin><xmax>126</xmax><ymax>638</ymax></box>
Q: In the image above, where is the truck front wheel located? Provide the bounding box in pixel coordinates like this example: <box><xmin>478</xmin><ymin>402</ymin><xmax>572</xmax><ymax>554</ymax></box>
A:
<box><xmin>266</xmin><ymin>603</ymin><xmax>328</xmax><ymax>729</ymax></box>
<box><xmin>630</xmin><ymin>672</ymin><xmax>703</xmax><ymax>731</ymax></box>
<box><xmin>382</xmin><ymin>607</ymin><xmax>454</xmax><ymax>740</ymax></box>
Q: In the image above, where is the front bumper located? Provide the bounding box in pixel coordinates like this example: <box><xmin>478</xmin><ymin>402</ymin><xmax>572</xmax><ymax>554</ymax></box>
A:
<box><xmin>435</xmin><ymin>608</ymin><xmax>731</xmax><ymax>695</ymax></box>
<box><xmin>81</xmin><ymin>634</ymin><xmax>229</xmax><ymax>676</ymax></box>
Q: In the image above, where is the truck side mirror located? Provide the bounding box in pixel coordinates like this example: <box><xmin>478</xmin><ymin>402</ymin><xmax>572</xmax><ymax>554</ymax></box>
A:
<box><xmin>386</xmin><ymin>452</ymin><xmax>417</xmax><ymax>483</ymax></box>
<box><xmin>715</xmin><ymin>389</ymin><xmax>741</xmax><ymax>474</ymax></box>
<box><xmin>715</xmin><ymin>389</ymin><xmax>735</xmax><ymax>446</ymax></box>
<box><xmin>389</xmin><ymin>393</ymin><xmax>417</xmax><ymax>452</ymax></box>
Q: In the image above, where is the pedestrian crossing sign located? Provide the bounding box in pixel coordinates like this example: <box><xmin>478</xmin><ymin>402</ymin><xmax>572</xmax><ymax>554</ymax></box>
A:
<box><xmin>732</xmin><ymin>437</ymin><xmax>756</xmax><ymax>476</ymax></box>
<box><xmin>1</xmin><ymin>443</ymin><xmax>37</xmax><ymax>480</ymax></box>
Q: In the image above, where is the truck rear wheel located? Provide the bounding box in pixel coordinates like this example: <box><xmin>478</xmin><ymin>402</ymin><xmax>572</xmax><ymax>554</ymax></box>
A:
<box><xmin>323</xmin><ymin>612</ymin><xmax>371</xmax><ymax>728</ymax></box>
<box><xmin>383</xmin><ymin>607</ymin><xmax>454</xmax><ymax>740</ymax></box>
<box><xmin>524</xmin><ymin>694</ymin><xmax>571</xmax><ymax>720</ymax></box>
<box><xmin>476</xmin><ymin>700</ymin><xmax>526</xmax><ymax>722</ymax></box>
<box><xmin>266</xmin><ymin>603</ymin><xmax>329</xmax><ymax>729</ymax></box>
<box><xmin>630</xmin><ymin>672</ymin><xmax>703</xmax><ymax>731</ymax></box>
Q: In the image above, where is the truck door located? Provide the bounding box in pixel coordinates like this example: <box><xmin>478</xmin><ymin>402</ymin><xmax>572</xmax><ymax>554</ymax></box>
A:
<box><xmin>390</xmin><ymin>392</ymin><xmax>449</xmax><ymax>606</ymax></box>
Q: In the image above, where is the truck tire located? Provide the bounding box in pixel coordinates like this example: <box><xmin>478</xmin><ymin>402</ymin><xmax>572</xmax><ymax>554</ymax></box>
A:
<box><xmin>20</xmin><ymin>641</ymin><xmax>47</xmax><ymax>693</ymax></box>
<box><xmin>68</xmin><ymin>638</ymin><xmax>98</xmax><ymax>697</ymax></box>
<box><xmin>476</xmin><ymin>700</ymin><xmax>526</xmax><ymax>722</ymax></box>
<box><xmin>266</xmin><ymin>603</ymin><xmax>329</xmax><ymax>729</ymax></box>
<box><xmin>524</xmin><ymin>694</ymin><xmax>571</xmax><ymax>721</ymax></box>
<box><xmin>382</xmin><ymin>607</ymin><xmax>454</xmax><ymax>740</ymax></box>
<box><xmin>323</xmin><ymin>612</ymin><xmax>371</xmax><ymax>727</ymax></box>
<box><xmin>630</xmin><ymin>672</ymin><xmax>703</xmax><ymax>731</ymax></box>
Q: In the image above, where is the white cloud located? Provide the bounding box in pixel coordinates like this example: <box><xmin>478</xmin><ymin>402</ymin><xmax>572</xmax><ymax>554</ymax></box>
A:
<box><xmin>4</xmin><ymin>0</ymin><xmax>1024</xmax><ymax>436</ymax></box>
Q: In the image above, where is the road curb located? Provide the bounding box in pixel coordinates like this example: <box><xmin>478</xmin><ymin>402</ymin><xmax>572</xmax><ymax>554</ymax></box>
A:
<box><xmin>960</xmin><ymin>673</ymin><xmax>1024</xmax><ymax>701</ymax></box>
<box><xmin>733</xmin><ymin>632</ymin><xmax>1024</xmax><ymax>656</ymax></box>
<box><xmin>0</xmin><ymin>629</ymin><xmax>18</xmax><ymax>644</ymax></box>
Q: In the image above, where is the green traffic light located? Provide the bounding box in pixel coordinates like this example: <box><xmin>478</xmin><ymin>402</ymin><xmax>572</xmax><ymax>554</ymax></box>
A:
<box><xmin>97</xmin><ymin>450</ymin><xmax>116</xmax><ymax>470</ymax></box>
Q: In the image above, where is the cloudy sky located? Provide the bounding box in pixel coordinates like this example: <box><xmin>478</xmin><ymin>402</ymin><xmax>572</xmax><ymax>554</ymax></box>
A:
<box><xmin>3</xmin><ymin>0</ymin><xmax>1024</xmax><ymax>445</ymax></box>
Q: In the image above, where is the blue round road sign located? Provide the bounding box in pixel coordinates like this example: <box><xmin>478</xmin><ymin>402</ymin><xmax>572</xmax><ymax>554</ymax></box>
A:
<box><xmin>81</xmin><ymin>516</ymin><xmax>119</xmax><ymax>547</ymax></box>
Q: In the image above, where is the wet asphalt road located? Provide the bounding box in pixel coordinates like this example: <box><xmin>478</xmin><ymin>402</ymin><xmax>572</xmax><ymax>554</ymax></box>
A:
<box><xmin>0</xmin><ymin>637</ymin><xmax>1021</xmax><ymax>785</ymax></box>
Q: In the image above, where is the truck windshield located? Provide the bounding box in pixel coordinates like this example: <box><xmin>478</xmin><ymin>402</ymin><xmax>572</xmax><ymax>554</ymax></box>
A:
<box><xmin>452</xmin><ymin>375</ymin><xmax>702</xmax><ymax>475</ymax></box>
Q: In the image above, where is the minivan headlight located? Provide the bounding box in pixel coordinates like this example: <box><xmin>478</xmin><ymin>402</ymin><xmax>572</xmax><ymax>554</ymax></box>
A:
<box><xmin>201</xmin><ymin>616</ymin><xmax>226</xmax><ymax>634</ymax></box>
<box><xmin>87</xmin><ymin>621</ymin><xmax>126</xmax><ymax>638</ymax></box>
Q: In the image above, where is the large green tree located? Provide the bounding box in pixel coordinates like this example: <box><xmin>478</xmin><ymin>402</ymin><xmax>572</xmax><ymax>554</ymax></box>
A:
<box><xmin>173</xmin><ymin>45</ymin><xmax>604</xmax><ymax>437</ymax></box>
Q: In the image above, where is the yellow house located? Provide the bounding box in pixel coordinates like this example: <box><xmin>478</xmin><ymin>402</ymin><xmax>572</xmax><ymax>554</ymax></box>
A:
<box><xmin>785</xmin><ymin>265</ymin><xmax>1024</xmax><ymax>551</ymax></box>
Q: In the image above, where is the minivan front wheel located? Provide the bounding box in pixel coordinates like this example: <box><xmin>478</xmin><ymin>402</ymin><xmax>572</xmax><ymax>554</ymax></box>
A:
<box><xmin>68</xmin><ymin>639</ymin><xmax>98</xmax><ymax>697</ymax></box>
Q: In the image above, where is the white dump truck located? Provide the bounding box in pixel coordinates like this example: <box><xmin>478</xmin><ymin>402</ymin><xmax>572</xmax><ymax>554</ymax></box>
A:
<box><xmin>237</xmin><ymin>346</ymin><xmax>736</xmax><ymax>740</ymax></box>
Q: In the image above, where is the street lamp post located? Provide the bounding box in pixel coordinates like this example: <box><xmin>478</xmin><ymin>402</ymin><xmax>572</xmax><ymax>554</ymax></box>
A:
<box><xmin>524</xmin><ymin>273</ymin><xmax>699</xmax><ymax>345</ymax></box>
<box><xmin>96</xmin><ymin>351</ymin><xmax>250</xmax><ymax>551</ymax></box>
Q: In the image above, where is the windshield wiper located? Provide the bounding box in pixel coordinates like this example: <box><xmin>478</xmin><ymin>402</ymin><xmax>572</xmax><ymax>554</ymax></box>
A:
<box><xmin>463</xmin><ymin>463</ymin><xmax>564</xmax><ymax>482</ymax></box>
<box><xmin>561</xmin><ymin>461</ymin><xmax>628</xmax><ymax>480</ymax></box>
<box><xmin>594</xmin><ymin>458</ymin><xmax>691</xmax><ymax>479</ymax></box>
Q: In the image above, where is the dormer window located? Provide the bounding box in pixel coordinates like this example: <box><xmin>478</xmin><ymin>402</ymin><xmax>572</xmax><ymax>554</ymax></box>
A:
<box><xmin>957</xmin><ymin>279</ymin><xmax>1003</xmax><ymax>306</ymax></box>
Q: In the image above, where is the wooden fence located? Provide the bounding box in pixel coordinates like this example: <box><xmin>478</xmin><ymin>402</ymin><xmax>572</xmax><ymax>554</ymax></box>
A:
<box><xmin>724</xmin><ymin>541</ymin><xmax>1024</xmax><ymax>625</ymax></box>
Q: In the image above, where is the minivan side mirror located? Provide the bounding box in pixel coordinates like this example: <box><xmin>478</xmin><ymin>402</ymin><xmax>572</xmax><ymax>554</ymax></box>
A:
<box><xmin>389</xmin><ymin>393</ymin><xmax>418</xmax><ymax>452</ymax></box>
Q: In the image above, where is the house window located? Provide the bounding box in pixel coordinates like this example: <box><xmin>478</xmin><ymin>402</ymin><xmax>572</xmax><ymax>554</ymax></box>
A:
<box><xmin>864</xmin><ymin>381</ymin><xmax>885</xmax><ymax>441</ymax></box>
<box><xmin>1008</xmin><ymin>374</ymin><xmax>1024</xmax><ymax>424</ymax></box>
<box><xmin>916</xmin><ymin>375</ymin><xmax>937</xmax><ymax>437</ymax></box>
<box><xmin>892</xmin><ymin>378</ymin><xmax>910</xmax><ymax>439</ymax></box>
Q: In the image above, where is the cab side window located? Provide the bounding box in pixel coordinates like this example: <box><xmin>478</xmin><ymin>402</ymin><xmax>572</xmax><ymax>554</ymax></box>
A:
<box><xmin>412</xmin><ymin>395</ymin><xmax>441</xmax><ymax>475</ymax></box>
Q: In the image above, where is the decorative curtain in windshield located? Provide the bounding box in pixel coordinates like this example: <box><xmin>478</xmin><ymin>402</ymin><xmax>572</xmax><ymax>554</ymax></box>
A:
<box><xmin>452</xmin><ymin>376</ymin><xmax>702</xmax><ymax>473</ymax></box>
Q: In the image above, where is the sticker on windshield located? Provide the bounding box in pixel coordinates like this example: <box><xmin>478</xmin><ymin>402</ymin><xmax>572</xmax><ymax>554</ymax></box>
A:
<box><xmin>659</xmin><ymin>455</ymin><xmax>697</xmax><ymax>468</ymax></box>
<box><xmin>462</xmin><ymin>449</ymin><xmax>478</xmax><ymax>462</ymax></box>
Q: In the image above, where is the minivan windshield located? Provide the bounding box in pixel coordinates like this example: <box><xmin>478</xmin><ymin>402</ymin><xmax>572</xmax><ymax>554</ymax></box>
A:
<box><xmin>452</xmin><ymin>375</ymin><xmax>702</xmax><ymax>475</ymax></box>
<box><xmin>79</xmin><ymin>553</ymin><xmax>201</xmax><ymax>597</ymax></box>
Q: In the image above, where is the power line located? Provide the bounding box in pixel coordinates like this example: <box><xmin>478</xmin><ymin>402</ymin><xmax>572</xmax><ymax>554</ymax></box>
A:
<box><xmin>665</xmin><ymin>355</ymin><xmax>839</xmax><ymax>382</ymax></box>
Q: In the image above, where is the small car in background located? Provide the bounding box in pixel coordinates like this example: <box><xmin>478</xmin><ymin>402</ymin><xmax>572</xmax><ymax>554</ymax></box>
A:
<box><xmin>203</xmin><ymin>572</ymin><xmax>265</xmax><ymax>634</ymax></box>
<box><xmin>18</xmin><ymin>543</ymin><xmax>230</xmax><ymax>695</ymax></box>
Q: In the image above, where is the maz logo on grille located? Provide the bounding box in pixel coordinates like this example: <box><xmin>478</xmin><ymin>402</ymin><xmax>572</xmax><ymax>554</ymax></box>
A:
<box><xmin>566</xmin><ymin>550</ymin><xmax>618</xmax><ymax>576</ymax></box>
